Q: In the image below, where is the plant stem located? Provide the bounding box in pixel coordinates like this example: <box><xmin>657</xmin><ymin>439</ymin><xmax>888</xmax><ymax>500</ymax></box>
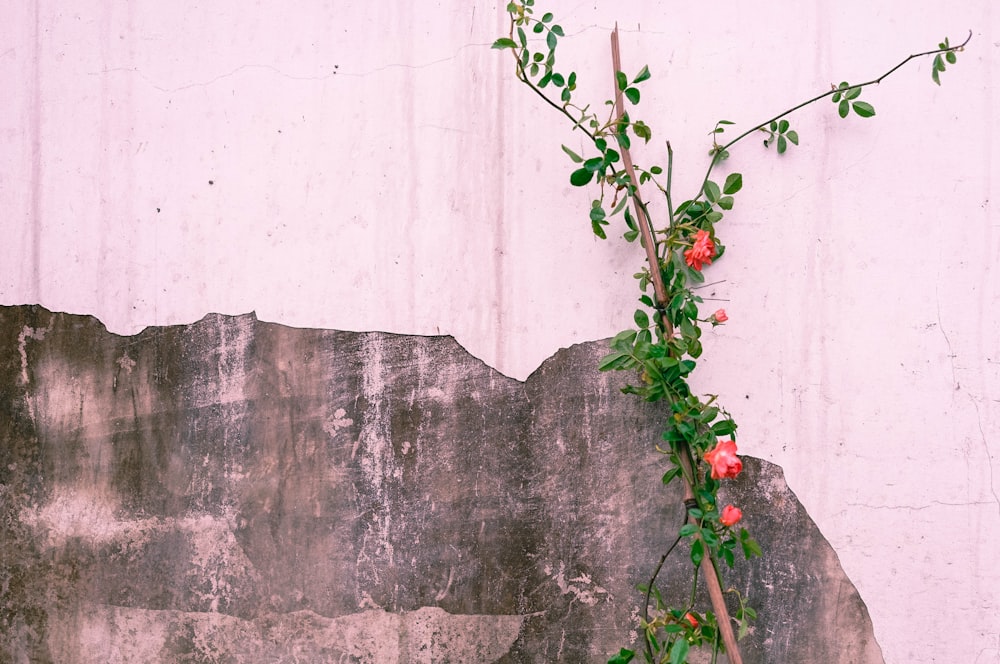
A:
<box><xmin>610</xmin><ymin>26</ymin><xmax>672</xmax><ymax>335</ymax></box>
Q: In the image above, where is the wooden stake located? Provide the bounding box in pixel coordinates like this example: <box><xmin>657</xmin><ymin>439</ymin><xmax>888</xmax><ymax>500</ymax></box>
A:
<box><xmin>610</xmin><ymin>24</ymin><xmax>744</xmax><ymax>664</ymax></box>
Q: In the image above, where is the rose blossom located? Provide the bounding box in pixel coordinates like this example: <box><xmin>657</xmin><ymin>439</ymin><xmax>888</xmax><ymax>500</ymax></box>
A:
<box><xmin>684</xmin><ymin>612</ymin><xmax>698</xmax><ymax>628</ymax></box>
<box><xmin>704</xmin><ymin>439</ymin><xmax>742</xmax><ymax>480</ymax></box>
<box><xmin>712</xmin><ymin>308</ymin><xmax>728</xmax><ymax>324</ymax></box>
<box><xmin>683</xmin><ymin>230</ymin><xmax>716</xmax><ymax>271</ymax></box>
<box><xmin>720</xmin><ymin>504</ymin><xmax>743</xmax><ymax>527</ymax></box>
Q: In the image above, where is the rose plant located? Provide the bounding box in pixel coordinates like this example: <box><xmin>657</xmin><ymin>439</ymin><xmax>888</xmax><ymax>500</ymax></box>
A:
<box><xmin>494</xmin><ymin>6</ymin><xmax>966</xmax><ymax>662</ymax></box>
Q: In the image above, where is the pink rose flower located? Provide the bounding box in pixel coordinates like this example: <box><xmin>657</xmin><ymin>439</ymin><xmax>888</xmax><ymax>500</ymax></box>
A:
<box><xmin>683</xmin><ymin>230</ymin><xmax>716</xmax><ymax>271</ymax></box>
<box><xmin>684</xmin><ymin>612</ymin><xmax>698</xmax><ymax>628</ymax></box>
<box><xmin>704</xmin><ymin>439</ymin><xmax>742</xmax><ymax>480</ymax></box>
<box><xmin>720</xmin><ymin>504</ymin><xmax>743</xmax><ymax>527</ymax></box>
<box><xmin>712</xmin><ymin>309</ymin><xmax>728</xmax><ymax>324</ymax></box>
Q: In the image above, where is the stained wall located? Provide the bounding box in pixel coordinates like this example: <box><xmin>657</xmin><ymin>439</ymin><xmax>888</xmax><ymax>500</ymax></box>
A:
<box><xmin>1</xmin><ymin>1</ymin><xmax>998</xmax><ymax>661</ymax></box>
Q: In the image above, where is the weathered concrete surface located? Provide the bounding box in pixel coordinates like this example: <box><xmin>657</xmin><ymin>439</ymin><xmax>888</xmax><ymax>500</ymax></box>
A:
<box><xmin>0</xmin><ymin>305</ymin><xmax>882</xmax><ymax>663</ymax></box>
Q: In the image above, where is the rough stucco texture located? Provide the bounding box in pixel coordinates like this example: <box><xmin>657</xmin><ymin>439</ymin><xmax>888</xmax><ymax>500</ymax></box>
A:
<box><xmin>0</xmin><ymin>305</ymin><xmax>882</xmax><ymax>663</ymax></box>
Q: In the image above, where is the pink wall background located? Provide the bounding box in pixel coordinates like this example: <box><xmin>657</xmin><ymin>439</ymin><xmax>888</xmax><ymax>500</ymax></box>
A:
<box><xmin>2</xmin><ymin>2</ymin><xmax>998</xmax><ymax>661</ymax></box>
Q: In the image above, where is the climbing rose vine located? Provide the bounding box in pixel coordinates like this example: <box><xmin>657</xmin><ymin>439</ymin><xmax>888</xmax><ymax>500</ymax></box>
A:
<box><xmin>494</xmin><ymin>4</ymin><xmax>967</xmax><ymax>662</ymax></box>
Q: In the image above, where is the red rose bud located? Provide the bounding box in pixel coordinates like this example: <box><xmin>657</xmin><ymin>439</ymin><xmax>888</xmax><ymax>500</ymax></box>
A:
<box><xmin>720</xmin><ymin>504</ymin><xmax>743</xmax><ymax>527</ymax></box>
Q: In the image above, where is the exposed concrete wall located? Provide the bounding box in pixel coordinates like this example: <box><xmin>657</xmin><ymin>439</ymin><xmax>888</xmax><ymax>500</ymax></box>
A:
<box><xmin>1</xmin><ymin>306</ymin><xmax>882</xmax><ymax>663</ymax></box>
<box><xmin>1</xmin><ymin>2</ymin><xmax>998</xmax><ymax>662</ymax></box>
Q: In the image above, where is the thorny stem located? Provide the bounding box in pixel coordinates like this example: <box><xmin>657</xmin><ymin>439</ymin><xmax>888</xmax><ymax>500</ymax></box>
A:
<box><xmin>691</xmin><ymin>31</ymin><xmax>972</xmax><ymax>206</ymax></box>
<box><xmin>610</xmin><ymin>26</ymin><xmax>672</xmax><ymax>334</ymax></box>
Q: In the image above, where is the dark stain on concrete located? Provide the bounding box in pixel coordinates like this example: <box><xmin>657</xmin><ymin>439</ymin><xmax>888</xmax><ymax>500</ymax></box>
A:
<box><xmin>0</xmin><ymin>305</ymin><xmax>883</xmax><ymax>663</ymax></box>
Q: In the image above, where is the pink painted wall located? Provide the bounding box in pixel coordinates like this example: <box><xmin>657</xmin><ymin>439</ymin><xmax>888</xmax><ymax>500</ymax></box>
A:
<box><xmin>2</xmin><ymin>1</ymin><xmax>998</xmax><ymax>661</ymax></box>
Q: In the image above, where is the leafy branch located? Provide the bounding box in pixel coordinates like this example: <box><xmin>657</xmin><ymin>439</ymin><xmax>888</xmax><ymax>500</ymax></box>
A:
<box><xmin>693</xmin><ymin>30</ymin><xmax>971</xmax><ymax>209</ymax></box>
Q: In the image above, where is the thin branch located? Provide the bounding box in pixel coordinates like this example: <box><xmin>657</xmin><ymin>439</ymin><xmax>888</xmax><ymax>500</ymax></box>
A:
<box><xmin>642</xmin><ymin>512</ymin><xmax>686</xmax><ymax>664</ymax></box>
<box><xmin>691</xmin><ymin>30</ymin><xmax>972</xmax><ymax>205</ymax></box>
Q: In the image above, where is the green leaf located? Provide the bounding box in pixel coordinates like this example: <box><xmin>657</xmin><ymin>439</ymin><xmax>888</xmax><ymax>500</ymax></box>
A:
<box><xmin>599</xmin><ymin>351</ymin><xmax>629</xmax><ymax>371</ymax></box>
<box><xmin>679</xmin><ymin>524</ymin><xmax>698</xmax><ymax>537</ymax></box>
<box><xmin>551</xmin><ymin>73</ymin><xmax>565</xmax><ymax>87</ymax></box>
<box><xmin>561</xmin><ymin>145</ymin><xmax>583</xmax><ymax>163</ymax></box>
<box><xmin>679</xmin><ymin>317</ymin><xmax>697</xmax><ymax>341</ymax></box>
<box><xmin>831</xmin><ymin>91</ymin><xmax>842</xmax><ymax>103</ymax></box>
<box><xmin>560</xmin><ymin>87</ymin><xmax>571</xmax><ymax>102</ymax></box>
<box><xmin>852</xmin><ymin>101</ymin><xmax>876</xmax><ymax>118</ymax></box>
<box><xmin>541</xmin><ymin>11</ymin><xmax>553</xmax><ymax>22</ymax></box>
<box><xmin>611</xmin><ymin>329</ymin><xmax>637</xmax><ymax>351</ymax></box>
<box><xmin>611</xmin><ymin>196</ymin><xmax>630</xmax><ymax>218</ymax></box>
<box><xmin>615</xmin><ymin>71</ymin><xmax>628</xmax><ymax>91</ymax></box>
<box><xmin>711</xmin><ymin>420</ymin><xmax>736</xmax><ymax>436</ymax></box>
<box><xmin>932</xmin><ymin>60</ymin><xmax>942</xmax><ymax>85</ymax></box>
<box><xmin>718</xmin><ymin>196</ymin><xmax>734</xmax><ymax>211</ymax></box>
<box><xmin>624</xmin><ymin>207</ymin><xmax>636</xmax><ymax>230</ymax></box>
<box><xmin>777</xmin><ymin>135</ymin><xmax>787</xmax><ymax>154</ymax></box>
<box><xmin>491</xmin><ymin>37</ymin><xmax>517</xmax><ymax>49</ymax></box>
<box><xmin>517</xmin><ymin>27</ymin><xmax>527</xmax><ymax>47</ymax></box>
<box><xmin>591</xmin><ymin>219</ymin><xmax>608</xmax><ymax>239</ymax></box>
<box><xmin>608</xmin><ymin>648</ymin><xmax>635</xmax><ymax>664</ymax></box>
<box><xmin>722</xmin><ymin>172</ymin><xmax>743</xmax><ymax>195</ymax></box>
<box><xmin>634</xmin><ymin>309</ymin><xmax>650</xmax><ymax>329</ymax></box>
<box><xmin>551</xmin><ymin>24</ymin><xmax>564</xmax><ymax>36</ymax></box>
<box><xmin>570</xmin><ymin>168</ymin><xmax>594</xmax><ymax>186</ymax></box>
<box><xmin>623</xmin><ymin>229</ymin><xmax>639</xmax><ymax>242</ymax></box>
<box><xmin>946</xmin><ymin>50</ymin><xmax>957</xmax><ymax>65</ymax></box>
<box><xmin>590</xmin><ymin>202</ymin><xmax>606</xmax><ymax>222</ymax></box>
<box><xmin>632</xmin><ymin>65</ymin><xmax>651</xmax><ymax>84</ymax></box>
<box><xmin>778</xmin><ymin>119</ymin><xmax>789</xmax><ymax>133</ymax></box>
<box><xmin>838</xmin><ymin>99</ymin><xmax>850</xmax><ymax>118</ymax></box>
<box><xmin>786</xmin><ymin>130</ymin><xmax>799</xmax><ymax>145</ymax></box>
<box><xmin>741</xmin><ymin>532</ymin><xmax>763</xmax><ymax>559</ymax></box>
<box><xmin>624</xmin><ymin>87</ymin><xmax>640</xmax><ymax>104</ymax></box>
<box><xmin>845</xmin><ymin>86</ymin><xmax>861</xmax><ymax>100</ymax></box>
<box><xmin>583</xmin><ymin>156</ymin><xmax>604</xmax><ymax>173</ymax></box>
<box><xmin>537</xmin><ymin>71</ymin><xmax>552</xmax><ymax>88</ymax></box>
<box><xmin>769</xmin><ymin>120</ymin><xmax>778</xmax><ymax>132</ymax></box>
<box><xmin>703</xmin><ymin>180</ymin><xmax>721</xmax><ymax>203</ymax></box>
<box><xmin>546</xmin><ymin>30</ymin><xmax>557</xmax><ymax>51</ymax></box>
<box><xmin>669</xmin><ymin>639</ymin><xmax>690</xmax><ymax>664</ymax></box>
<box><xmin>532</xmin><ymin>22</ymin><xmax>544</xmax><ymax>33</ymax></box>
<box><xmin>662</xmin><ymin>467</ymin><xmax>681</xmax><ymax>485</ymax></box>
<box><xmin>632</xmin><ymin>120</ymin><xmax>652</xmax><ymax>142</ymax></box>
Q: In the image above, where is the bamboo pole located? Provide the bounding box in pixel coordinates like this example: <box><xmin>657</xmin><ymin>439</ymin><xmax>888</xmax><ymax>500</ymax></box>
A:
<box><xmin>610</xmin><ymin>25</ymin><xmax>744</xmax><ymax>664</ymax></box>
